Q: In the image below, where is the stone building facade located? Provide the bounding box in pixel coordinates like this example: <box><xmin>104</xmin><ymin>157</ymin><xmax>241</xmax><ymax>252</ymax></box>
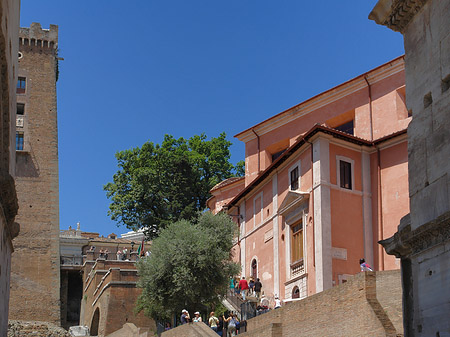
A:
<box><xmin>209</xmin><ymin>57</ymin><xmax>411</xmax><ymax>305</ymax></box>
<box><xmin>9</xmin><ymin>23</ymin><xmax>61</xmax><ymax>324</ymax></box>
<box><xmin>370</xmin><ymin>0</ymin><xmax>450</xmax><ymax>336</ymax></box>
<box><xmin>0</xmin><ymin>0</ymin><xmax>20</xmax><ymax>336</ymax></box>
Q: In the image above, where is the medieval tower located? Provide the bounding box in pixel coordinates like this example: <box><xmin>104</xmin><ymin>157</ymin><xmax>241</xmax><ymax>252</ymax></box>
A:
<box><xmin>9</xmin><ymin>23</ymin><xmax>61</xmax><ymax>324</ymax></box>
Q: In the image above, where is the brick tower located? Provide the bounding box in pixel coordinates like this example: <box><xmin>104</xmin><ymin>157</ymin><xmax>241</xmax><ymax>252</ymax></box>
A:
<box><xmin>9</xmin><ymin>23</ymin><xmax>61</xmax><ymax>324</ymax></box>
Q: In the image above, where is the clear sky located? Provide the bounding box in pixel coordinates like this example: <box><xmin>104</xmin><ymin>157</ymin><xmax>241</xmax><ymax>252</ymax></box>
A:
<box><xmin>20</xmin><ymin>1</ymin><xmax>403</xmax><ymax>236</ymax></box>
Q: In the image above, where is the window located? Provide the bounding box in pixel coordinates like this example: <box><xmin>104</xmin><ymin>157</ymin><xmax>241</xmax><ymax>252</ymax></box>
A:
<box><xmin>289</xmin><ymin>162</ymin><xmax>300</xmax><ymax>191</ymax></box>
<box><xmin>16</xmin><ymin>132</ymin><xmax>24</xmax><ymax>151</ymax></box>
<box><xmin>271</xmin><ymin>149</ymin><xmax>286</xmax><ymax>162</ymax></box>
<box><xmin>292</xmin><ymin>286</ymin><xmax>300</xmax><ymax>299</ymax></box>
<box><xmin>291</xmin><ymin>220</ymin><xmax>303</xmax><ymax>263</ymax></box>
<box><xmin>17</xmin><ymin>103</ymin><xmax>25</xmax><ymax>115</ymax></box>
<box><xmin>335</xmin><ymin>120</ymin><xmax>354</xmax><ymax>135</ymax></box>
<box><xmin>251</xmin><ymin>259</ymin><xmax>257</xmax><ymax>279</ymax></box>
<box><xmin>339</xmin><ymin>160</ymin><xmax>352</xmax><ymax>189</ymax></box>
<box><xmin>290</xmin><ymin>167</ymin><xmax>299</xmax><ymax>190</ymax></box>
<box><xmin>17</xmin><ymin>77</ymin><xmax>26</xmax><ymax>94</ymax></box>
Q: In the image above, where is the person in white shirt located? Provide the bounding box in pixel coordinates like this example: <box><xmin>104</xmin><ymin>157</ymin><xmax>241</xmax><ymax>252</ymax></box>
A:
<box><xmin>274</xmin><ymin>295</ymin><xmax>282</xmax><ymax>309</ymax></box>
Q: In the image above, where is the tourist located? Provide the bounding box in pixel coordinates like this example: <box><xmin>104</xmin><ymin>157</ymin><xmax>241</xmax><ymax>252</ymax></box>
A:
<box><xmin>224</xmin><ymin>313</ymin><xmax>239</xmax><ymax>337</ymax></box>
<box><xmin>248</xmin><ymin>278</ymin><xmax>255</xmax><ymax>295</ymax></box>
<box><xmin>181</xmin><ymin>309</ymin><xmax>190</xmax><ymax>324</ymax></box>
<box><xmin>116</xmin><ymin>249</ymin><xmax>122</xmax><ymax>260</ymax></box>
<box><xmin>234</xmin><ymin>278</ymin><xmax>240</xmax><ymax>296</ymax></box>
<box><xmin>274</xmin><ymin>295</ymin><xmax>282</xmax><ymax>309</ymax></box>
<box><xmin>99</xmin><ymin>249</ymin><xmax>104</xmax><ymax>258</ymax></box>
<box><xmin>360</xmin><ymin>258</ymin><xmax>373</xmax><ymax>272</ymax></box>
<box><xmin>239</xmin><ymin>276</ymin><xmax>249</xmax><ymax>301</ymax></box>
<box><xmin>229</xmin><ymin>276</ymin><xmax>235</xmax><ymax>294</ymax></box>
<box><xmin>217</xmin><ymin>316</ymin><xmax>224</xmax><ymax>336</ymax></box>
<box><xmin>164</xmin><ymin>322</ymin><xmax>171</xmax><ymax>331</ymax></box>
<box><xmin>254</xmin><ymin>278</ymin><xmax>262</xmax><ymax>299</ymax></box>
<box><xmin>260</xmin><ymin>292</ymin><xmax>269</xmax><ymax>307</ymax></box>
<box><xmin>122</xmin><ymin>248</ymin><xmax>128</xmax><ymax>261</ymax></box>
<box><xmin>193</xmin><ymin>311</ymin><xmax>202</xmax><ymax>322</ymax></box>
<box><xmin>209</xmin><ymin>311</ymin><xmax>219</xmax><ymax>332</ymax></box>
<box><xmin>104</xmin><ymin>249</ymin><xmax>109</xmax><ymax>260</ymax></box>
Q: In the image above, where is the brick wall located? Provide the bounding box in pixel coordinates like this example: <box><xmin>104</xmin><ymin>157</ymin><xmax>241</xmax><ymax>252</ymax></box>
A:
<box><xmin>0</xmin><ymin>0</ymin><xmax>20</xmax><ymax>335</ymax></box>
<box><xmin>241</xmin><ymin>270</ymin><xmax>403</xmax><ymax>337</ymax></box>
<box><xmin>9</xmin><ymin>23</ymin><xmax>61</xmax><ymax>324</ymax></box>
<box><xmin>80</xmin><ymin>259</ymin><xmax>155</xmax><ymax>337</ymax></box>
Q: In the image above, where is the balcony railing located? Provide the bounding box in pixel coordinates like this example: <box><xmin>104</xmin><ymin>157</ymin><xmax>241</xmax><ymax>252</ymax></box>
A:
<box><xmin>291</xmin><ymin>258</ymin><xmax>304</xmax><ymax>277</ymax></box>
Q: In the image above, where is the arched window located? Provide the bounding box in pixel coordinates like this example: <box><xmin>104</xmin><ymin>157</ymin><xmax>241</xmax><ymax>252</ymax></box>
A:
<box><xmin>251</xmin><ymin>259</ymin><xmax>257</xmax><ymax>279</ymax></box>
<box><xmin>91</xmin><ymin>308</ymin><xmax>100</xmax><ymax>336</ymax></box>
<box><xmin>292</xmin><ymin>286</ymin><xmax>300</xmax><ymax>299</ymax></box>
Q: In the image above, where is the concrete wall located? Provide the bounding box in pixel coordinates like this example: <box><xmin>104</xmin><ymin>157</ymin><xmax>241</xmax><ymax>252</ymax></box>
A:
<box><xmin>240</xmin><ymin>270</ymin><xmax>402</xmax><ymax>337</ymax></box>
<box><xmin>9</xmin><ymin>23</ymin><xmax>61</xmax><ymax>324</ymax></box>
<box><xmin>0</xmin><ymin>0</ymin><xmax>20</xmax><ymax>336</ymax></box>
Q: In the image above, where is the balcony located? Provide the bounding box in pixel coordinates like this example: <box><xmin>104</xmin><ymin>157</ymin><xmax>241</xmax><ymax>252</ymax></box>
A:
<box><xmin>290</xmin><ymin>259</ymin><xmax>305</xmax><ymax>277</ymax></box>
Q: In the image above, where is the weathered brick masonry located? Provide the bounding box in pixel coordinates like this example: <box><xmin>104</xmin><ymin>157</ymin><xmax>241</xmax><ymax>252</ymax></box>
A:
<box><xmin>9</xmin><ymin>23</ymin><xmax>61</xmax><ymax>324</ymax></box>
<box><xmin>240</xmin><ymin>270</ymin><xmax>403</xmax><ymax>337</ymax></box>
<box><xmin>0</xmin><ymin>0</ymin><xmax>20</xmax><ymax>335</ymax></box>
<box><xmin>80</xmin><ymin>259</ymin><xmax>155</xmax><ymax>337</ymax></box>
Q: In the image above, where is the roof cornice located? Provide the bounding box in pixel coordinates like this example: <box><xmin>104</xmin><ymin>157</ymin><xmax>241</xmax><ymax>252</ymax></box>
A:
<box><xmin>235</xmin><ymin>56</ymin><xmax>405</xmax><ymax>143</ymax></box>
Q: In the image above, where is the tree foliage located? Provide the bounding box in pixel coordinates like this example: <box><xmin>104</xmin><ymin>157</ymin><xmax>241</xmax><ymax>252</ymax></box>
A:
<box><xmin>104</xmin><ymin>132</ymin><xmax>242</xmax><ymax>238</ymax></box>
<box><xmin>136</xmin><ymin>212</ymin><xmax>240</xmax><ymax>320</ymax></box>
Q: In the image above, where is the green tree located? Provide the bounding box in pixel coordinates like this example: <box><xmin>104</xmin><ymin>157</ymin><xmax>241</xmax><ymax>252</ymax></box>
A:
<box><xmin>136</xmin><ymin>212</ymin><xmax>240</xmax><ymax>320</ymax></box>
<box><xmin>104</xmin><ymin>132</ymin><xmax>242</xmax><ymax>238</ymax></box>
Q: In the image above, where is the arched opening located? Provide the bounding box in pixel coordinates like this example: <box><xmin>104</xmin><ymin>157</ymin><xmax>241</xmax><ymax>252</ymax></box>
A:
<box><xmin>292</xmin><ymin>286</ymin><xmax>300</xmax><ymax>299</ymax></box>
<box><xmin>251</xmin><ymin>259</ymin><xmax>257</xmax><ymax>279</ymax></box>
<box><xmin>90</xmin><ymin>307</ymin><xmax>100</xmax><ymax>336</ymax></box>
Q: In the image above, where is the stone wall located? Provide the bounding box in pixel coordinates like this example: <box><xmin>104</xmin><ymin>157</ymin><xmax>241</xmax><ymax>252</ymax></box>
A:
<box><xmin>7</xmin><ymin>320</ymin><xmax>70</xmax><ymax>337</ymax></box>
<box><xmin>370</xmin><ymin>0</ymin><xmax>450</xmax><ymax>335</ymax></box>
<box><xmin>0</xmin><ymin>0</ymin><xmax>20</xmax><ymax>336</ymax></box>
<box><xmin>9</xmin><ymin>23</ymin><xmax>61</xmax><ymax>324</ymax></box>
<box><xmin>241</xmin><ymin>270</ymin><xmax>403</xmax><ymax>337</ymax></box>
<box><xmin>161</xmin><ymin>322</ymin><xmax>218</xmax><ymax>337</ymax></box>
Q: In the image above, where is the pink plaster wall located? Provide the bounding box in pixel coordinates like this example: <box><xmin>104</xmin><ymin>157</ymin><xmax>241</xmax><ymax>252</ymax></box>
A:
<box><xmin>211</xmin><ymin>58</ymin><xmax>411</xmax><ymax>302</ymax></box>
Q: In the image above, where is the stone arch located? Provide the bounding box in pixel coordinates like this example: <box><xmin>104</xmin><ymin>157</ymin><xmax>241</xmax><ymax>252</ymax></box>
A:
<box><xmin>292</xmin><ymin>286</ymin><xmax>300</xmax><ymax>299</ymax></box>
<box><xmin>90</xmin><ymin>307</ymin><xmax>100</xmax><ymax>336</ymax></box>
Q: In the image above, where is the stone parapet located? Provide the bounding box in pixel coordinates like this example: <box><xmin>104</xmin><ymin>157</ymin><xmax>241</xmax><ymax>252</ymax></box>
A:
<box><xmin>239</xmin><ymin>270</ymin><xmax>403</xmax><ymax>337</ymax></box>
<box><xmin>19</xmin><ymin>22</ymin><xmax>58</xmax><ymax>50</ymax></box>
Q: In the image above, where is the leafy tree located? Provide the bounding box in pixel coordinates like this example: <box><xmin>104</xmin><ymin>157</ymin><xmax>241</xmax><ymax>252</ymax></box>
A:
<box><xmin>136</xmin><ymin>212</ymin><xmax>240</xmax><ymax>320</ymax></box>
<box><xmin>104</xmin><ymin>132</ymin><xmax>242</xmax><ymax>238</ymax></box>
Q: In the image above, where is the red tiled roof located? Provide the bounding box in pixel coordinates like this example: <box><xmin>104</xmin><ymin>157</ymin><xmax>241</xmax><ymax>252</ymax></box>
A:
<box><xmin>210</xmin><ymin>176</ymin><xmax>245</xmax><ymax>192</ymax></box>
<box><xmin>225</xmin><ymin>124</ymin><xmax>407</xmax><ymax>209</ymax></box>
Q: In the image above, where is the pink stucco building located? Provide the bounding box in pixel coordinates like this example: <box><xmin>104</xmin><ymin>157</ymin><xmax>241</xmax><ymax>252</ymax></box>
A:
<box><xmin>208</xmin><ymin>56</ymin><xmax>410</xmax><ymax>303</ymax></box>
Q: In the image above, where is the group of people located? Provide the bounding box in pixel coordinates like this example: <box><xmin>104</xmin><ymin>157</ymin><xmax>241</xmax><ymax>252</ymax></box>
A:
<box><xmin>180</xmin><ymin>310</ymin><xmax>242</xmax><ymax>336</ymax></box>
<box><xmin>230</xmin><ymin>276</ymin><xmax>263</xmax><ymax>301</ymax></box>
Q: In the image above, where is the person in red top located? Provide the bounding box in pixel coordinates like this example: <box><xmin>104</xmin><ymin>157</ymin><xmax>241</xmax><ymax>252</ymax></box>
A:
<box><xmin>239</xmin><ymin>276</ymin><xmax>249</xmax><ymax>301</ymax></box>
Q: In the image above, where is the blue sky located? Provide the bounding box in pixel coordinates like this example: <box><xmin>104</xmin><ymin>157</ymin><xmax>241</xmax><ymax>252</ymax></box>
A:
<box><xmin>20</xmin><ymin>1</ymin><xmax>403</xmax><ymax>236</ymax></box>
